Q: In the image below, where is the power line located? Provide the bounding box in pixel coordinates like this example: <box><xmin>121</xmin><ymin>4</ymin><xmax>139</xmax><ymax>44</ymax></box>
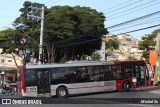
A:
<box><xmin>56</xmin><ymin>37</ymin><xmax>102</xmax><ymax>48</ymax></box>
<box><xmin>125</xmin><ymin>24</ymin><xmax>160</xmax><ymax>33</ymax></box>
<box><xmin>39</xmin><ymin>0</ymin><xmax>46</xmax><ymax>3</ymax></box>
<box><xmin>52</xmin><ymin>31</ymin><xmax>104</xmax><ymax>45</ymax></box>
<box><xmin>107</xmin><ymin>11</ymin><xmax>160</xmax><ymax>29</ymax></box>
<box><xmin>43</xmin><ymin>0</ymin><xmax>54</xmax><ymax>4</ymax></box>
<box><xmin>106</xmin><ymin>1</ymin><xmax>160</xmax><ymax>21</ymax></box>
<box><xmin>105</xmin><ymin>0</ymin><xmax>157</xmax><ymax>17</ymax></box>
<box><xmin>46</xmin><ymin>0</ymin><xmax>62</xmax><ymax>7</ymax></box>
<box><xmin>102</xmin><ymin>0</ymin><xmax>134</xmax><ymax>12</ymax></box>
<box><xmin>109</xmin><ymin>17</ymin><xmax>160</xmax><ymax>33</ymax></box>
<box><xmin>56</xmin><ymin>24</ymin><xmax>160</xmax><ymax>48</ymax></box>
<box><xmin>104</xmin><ymin>0</ymin><xmax>144</xmax><ymax>14</ymax></box>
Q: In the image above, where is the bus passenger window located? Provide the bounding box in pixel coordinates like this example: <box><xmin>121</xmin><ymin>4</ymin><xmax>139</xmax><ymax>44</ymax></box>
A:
<box><xmin>51</xmin><ymin>67</ymin><xmax>69</xmax><ymax>84</ymax></box>
<box><xmin>24</xmin><ymin>69</ymin><xmax>36</xmax><ymax>86</ymax></box>
<box><xmin>140</xmin><ymin>66</ymin><xmax>144</xmax><ymax>79</ymax></box>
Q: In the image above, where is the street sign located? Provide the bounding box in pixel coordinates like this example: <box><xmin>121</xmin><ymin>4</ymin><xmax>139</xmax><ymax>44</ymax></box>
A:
<box><xmin>20</xmin><ymin>38</ymin><xmax>27</xmax><ymax>44</ymax></box>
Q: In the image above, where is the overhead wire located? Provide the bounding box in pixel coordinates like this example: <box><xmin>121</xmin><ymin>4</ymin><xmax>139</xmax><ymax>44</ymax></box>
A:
<box><xmin>107</xmin><ymin>11</ymin><xmax>160</xmax><ymax>29</ymax></box>
<box><xmin>43</xmin><ymin>0</ymin><xmax>55</xmax><ymax>4</ymax></box>
<box><xmin>56</xmin><ymin>24</ymin><xmax>160</xmax><ymax>48</ymax></box>
<box><xmin>105</xmin><ymin>0</ymin><xmax>157</xmax><ymax>18</ymax></box>
<box><xmin>106</xmin><ymin>0</ymin><xmax>160</xmax><ymax>21</ymax></box>
<box><xmin>109</xmin><ymin>17</ymin><xmax>160</xmax><ymax>33</ymax></box>
<box><xmin>102</xmin><ymin>0</ymin><xmax>134</xmax><ymax>12</ymax></box>
<box><xmin>1</xmin><ymin>0</ymin><xmax>159</xmax><ymax>48</ymax></box>
<box><xmin>46</xmin><ymin>0</ymin><xmax>62</xmax><ymax>7</ymax></box>
<box><xmin>38</xmin><ymin>0</ymin><xmax>46</xmax><ymax>3</ymax></box>
<box><xmin>104</xmin><ymin>0</ymin><xmax>144</xmax><ymax>14</ymax></box>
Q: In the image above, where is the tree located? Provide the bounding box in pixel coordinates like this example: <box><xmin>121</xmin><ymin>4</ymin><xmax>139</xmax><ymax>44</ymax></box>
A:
<box><xmin>0</xmin><ymin>28</ymin><xmax>35</xmax><ymax>66</ymax></box>
<box><xmin>44</xmin><ymin>6</ymin><xmax>107</xmax><ymax>62</ymax></box>
<box><xmin>1</xmin><ymin>1</ymin><xmax>108</xmax><ymax>64</ymax></box>
<box><xmin>105</xmin><ymin>39</ymin><xmax>119</xmax><ymax>50</ymax></box>
<box><xmin>138</xmin><ymin>29</ymin><xmax>159</xmax><ymax>62</ymax></box>
<box><xmin>13</xmin><ymin>2</ymin><xmax>107</xmax><ymax>63</ymax></box>
<box><xmin>90</xmin><ymin>53</ymin><xmax>101</xmax><ymax>60</ymax></box>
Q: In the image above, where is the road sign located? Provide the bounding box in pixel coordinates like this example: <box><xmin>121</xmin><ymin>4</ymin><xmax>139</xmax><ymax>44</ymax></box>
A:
<box><xmin>20</xmin><ymin>38</ymin><xmax>27</xmax><ymax>44</ymax></box>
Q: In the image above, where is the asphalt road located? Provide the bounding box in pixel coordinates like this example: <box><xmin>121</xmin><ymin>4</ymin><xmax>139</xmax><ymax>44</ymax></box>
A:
<box><xmin>0</xmin><ymin>86</ymin><xmax>160</xmax><ymax>107</ymax></box>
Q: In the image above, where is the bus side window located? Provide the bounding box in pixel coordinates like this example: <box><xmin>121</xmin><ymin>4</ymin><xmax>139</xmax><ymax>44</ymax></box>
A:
<box><xmin>24</xmin><ymin>69</ymin><xmax>36</xmax><ymax>86</ymax></box>
<box><xmin>51</xmin><ymin>68</ymin><xmax>69</xmax><ymax>84</ymax></box>
<box><xmin>140</xmin><ymin>66</ymin><xmax>144</xmax><ymax>79</ymax></box>
<box><xmin>112</xmin><ymin>66</ymin><xmax>122</xmax><ymax>79</ymax></box>
<box><xmin>134</xmin><ymin>66</ymin><xmax>140</xmax><ymax>78</ymax></box>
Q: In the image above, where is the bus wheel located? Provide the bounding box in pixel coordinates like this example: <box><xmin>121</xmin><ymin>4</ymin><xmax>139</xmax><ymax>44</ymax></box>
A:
<box><xmin>123</xmin><ymin>81</ymin><xmax>131</xmax><ymax>92</ymax></box>
<box><xmin>56</xmin><ymin>87</ymin><xmax>68</xmax><ymax>98</ymax></box>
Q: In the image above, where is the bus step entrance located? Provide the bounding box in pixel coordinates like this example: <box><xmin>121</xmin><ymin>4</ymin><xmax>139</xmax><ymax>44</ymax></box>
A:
<box><xmin>38</xmin><ymin>93</ymin><xmax>51</xmax><ymax>97</ymax></box>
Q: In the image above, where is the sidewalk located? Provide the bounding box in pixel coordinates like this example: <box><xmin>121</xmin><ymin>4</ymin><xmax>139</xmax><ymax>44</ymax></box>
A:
<box><xmin>131</xmin><ymin>85</ymin><xmax>160</xmax><ymax>91</ymax></box>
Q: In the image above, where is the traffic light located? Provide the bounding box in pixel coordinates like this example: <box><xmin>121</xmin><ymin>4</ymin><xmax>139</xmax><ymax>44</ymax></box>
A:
<box><xmin>15</xmin><ymin>35</ymin><xmax>20</xmax><ymax>45</ymax></box>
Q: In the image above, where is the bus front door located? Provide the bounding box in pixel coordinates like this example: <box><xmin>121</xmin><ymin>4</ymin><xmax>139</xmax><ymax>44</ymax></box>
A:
<box><xmin>37</xmin><ymin>70</ymin><xmax>50</xmax><ymax>95</ymax></box>
<box><xmin>135</xmin><ymin>65</ymin><xmax>145</xmax><ymax>87</ymax></box>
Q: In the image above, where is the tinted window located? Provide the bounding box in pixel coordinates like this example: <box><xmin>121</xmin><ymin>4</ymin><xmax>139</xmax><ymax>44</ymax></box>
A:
<box><xmin>51</xmin><ymin>67</ymin><xmax>69</xmax><ymax>84</ymax></box>
<box><xmin>24</xmin><ymin>69</ymin><xmax>37</xmax><ymax>86</ymax></box>
<box><xmin>122</xmin><ymin>64</ymin><xmax>134</xmax><ymax>78</ymax></box>
<box><xmin>103</xmin><ymin>65</ymin><xmax>113</xmax><ymax>80</ymax></box>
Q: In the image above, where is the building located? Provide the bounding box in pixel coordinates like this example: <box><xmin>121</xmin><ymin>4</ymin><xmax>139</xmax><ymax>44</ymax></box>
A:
<box><xmin>102</xmin><ymin>33</ymin><xmax>143</xmax><ymax>61</ymax></box>
<box><xmin>0</xmin><ymin>48</ymin><xmax>23</xmax><ymax>85</ymax></box>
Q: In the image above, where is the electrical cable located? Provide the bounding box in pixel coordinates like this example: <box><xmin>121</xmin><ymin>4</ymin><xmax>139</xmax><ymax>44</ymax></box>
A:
<box><xmin>107</xmin><ymin>11</ymin><xmax>160</xmax><ymax>29</ymax></box>
<box><xmin>105</xmin><ymin>0</ymin><xmax>157</xmax><ymax>17</ymax></box>
<box><xmin>46</xmin><ymin>0</ymin><xmax>62</xmax><ymax>7</ymax></box>
<box><xmin>104</xmin><ymin>0</ymin><xmax>144</xmax><ymax>14</ymax></box>
<box><xmin>109</xmin><ymin>18</ymin><xmax>160</xmax><ymax>33</ymax></box>
<box><xmin>106</xmin><ymin>1</ymin><xmax>160</xmax><ymax>21</ymax></box>
<box><xmin>55</xmin><ymin>24</ymin><xmax>160</xmax><ymax>48</ymax></box>
<box><xmin>102</xmin><ymin>0</ymin><xmax>134</xmax><ymax>12</ymax></box>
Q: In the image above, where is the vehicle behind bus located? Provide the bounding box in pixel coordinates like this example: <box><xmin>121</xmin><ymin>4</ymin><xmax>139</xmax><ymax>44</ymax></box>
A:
<box><xmin>18</xmin><ymin>60</ymin><xmax>150</xmax><ymax>98</ymax></box>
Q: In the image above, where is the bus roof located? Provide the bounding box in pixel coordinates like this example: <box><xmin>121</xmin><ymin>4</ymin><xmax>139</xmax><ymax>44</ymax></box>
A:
<box><xmin>24</xmin><ymin>60</ymin><xmax>146</xmax><ymax>69</ymax></box>
<box><xmin>25</xmin><ymin>61</ymin><xmax>114</xmax><ymax>69</ymax></box>
<box><xmin>114</xmin><ymin>60</ymin><xmax>145</xmax><ymax>64</ymax></box>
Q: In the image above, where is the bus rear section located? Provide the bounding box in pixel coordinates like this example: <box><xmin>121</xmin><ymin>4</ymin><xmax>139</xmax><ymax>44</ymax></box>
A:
<box><xmin>19</xmin><ymin>65</ymin><xmax>50</xmax><ymax>97</ymax></box>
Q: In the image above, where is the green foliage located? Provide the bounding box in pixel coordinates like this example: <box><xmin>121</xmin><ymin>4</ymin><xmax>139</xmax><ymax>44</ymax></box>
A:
<box><xmin>1</xmin><ymin>1</ymin><xmax>107</xmax><ymax>63</ymax></box>
<box><xmin>90</xmin><ymin>53</ymin><xmax>101</xmax><ymax>60</ymax></box>
<box><xmin>138</xmin><ymin>29</ymin><xmax>159</xmax><ymax>62</ymax></box>
<box><xmin>59</xmin><ymin>55</ymin><xmax>67</xmax><ymax>63</ymax></box>
<box><xmin>127</xmin><ymin>56</ymin><xmax>137</xmax><ymax>60</ymax></box>
<box><xmin>105</xmin><ymin>39</ymin><xmax>119</xmax><ymax>50</ymax></box>
<box><xmin>0</xmin><ymin>29</ymin><xmax>17</xmax><ymax>54</ymax></box>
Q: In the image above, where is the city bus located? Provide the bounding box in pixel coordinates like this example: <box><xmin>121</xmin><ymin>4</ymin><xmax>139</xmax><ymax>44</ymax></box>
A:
<box><xmin>17</xmin><ymin>60</ymin><xmax>150</xmax><ymax>98</ymax></box>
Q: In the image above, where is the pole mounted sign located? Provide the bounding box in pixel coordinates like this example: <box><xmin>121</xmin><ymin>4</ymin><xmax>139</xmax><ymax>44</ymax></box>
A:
<box><xmin>20</xmin><ymin>38</ymin><xmax>27</xmax><ymax>44</ymax></box>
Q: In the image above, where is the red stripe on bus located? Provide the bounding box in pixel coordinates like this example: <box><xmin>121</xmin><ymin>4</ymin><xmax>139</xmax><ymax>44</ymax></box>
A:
<box><xmin>68</xmin><ymin>84</ymin><xmax>115</xmax><ymax>90</ymax></box>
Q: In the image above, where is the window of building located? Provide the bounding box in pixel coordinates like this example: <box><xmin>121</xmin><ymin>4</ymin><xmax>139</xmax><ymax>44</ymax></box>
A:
<box><xmin>1</xmin><ymin>59</ymin><xmax>5</xmax><ymax>63</ymax></box>
<box><xmin>8</xmin><ymin>60</ymin><xmax>12</xmax><ymax>62</ymax></box>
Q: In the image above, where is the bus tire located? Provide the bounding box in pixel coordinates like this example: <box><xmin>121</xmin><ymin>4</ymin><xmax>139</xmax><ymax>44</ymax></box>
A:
<box><xmin>123</xmin><ymin>81</ymin><xmax>131</xmax><ymax>92</ymax></box>
<box><xmin>56</xmin><ymin>86</ymin><xmax>68</xmax><ymax>98</ymax></box>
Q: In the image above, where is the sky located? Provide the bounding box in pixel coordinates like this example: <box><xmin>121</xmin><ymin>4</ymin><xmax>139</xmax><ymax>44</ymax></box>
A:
<box><xmin>0</xmin><ymin>0</ymin><xmax>160</xmax><ymax>40</ymax></box>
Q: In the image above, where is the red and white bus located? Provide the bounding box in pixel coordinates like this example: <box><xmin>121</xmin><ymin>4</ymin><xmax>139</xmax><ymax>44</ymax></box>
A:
<box><xmin>17</xmin><ymin>60</ymin><xmax>150</xmax><ymax>98</ymax></box>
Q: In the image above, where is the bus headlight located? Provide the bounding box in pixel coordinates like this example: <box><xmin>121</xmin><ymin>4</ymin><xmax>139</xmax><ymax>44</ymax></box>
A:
<box><xmin>132</xmin><ymin>78</ymin><xmax>137</xmax><ymax>83</ymax></box>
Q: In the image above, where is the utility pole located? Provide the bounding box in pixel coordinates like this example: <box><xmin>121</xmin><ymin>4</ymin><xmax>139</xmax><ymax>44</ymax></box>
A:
<box><xmin>39</xmin><ymin>6</ymin><xmax>44</xmax><ymax>64</ymax></box>
<box><xmin>99</xmin><ymin>36</ymin><xmax>106</xmax><ymax>61</ymax></box>
<box><xmin>27</xmin><ymin>6</ymin><xmax>44</xmax><ymax>64</ymax></box>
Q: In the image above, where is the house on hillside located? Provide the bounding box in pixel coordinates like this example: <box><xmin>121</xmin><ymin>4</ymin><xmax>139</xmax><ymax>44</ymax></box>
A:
<box><xmin>103</xmin><ymin>33</ymin><xmax>143</xmax><ymax>61</ymax></box>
